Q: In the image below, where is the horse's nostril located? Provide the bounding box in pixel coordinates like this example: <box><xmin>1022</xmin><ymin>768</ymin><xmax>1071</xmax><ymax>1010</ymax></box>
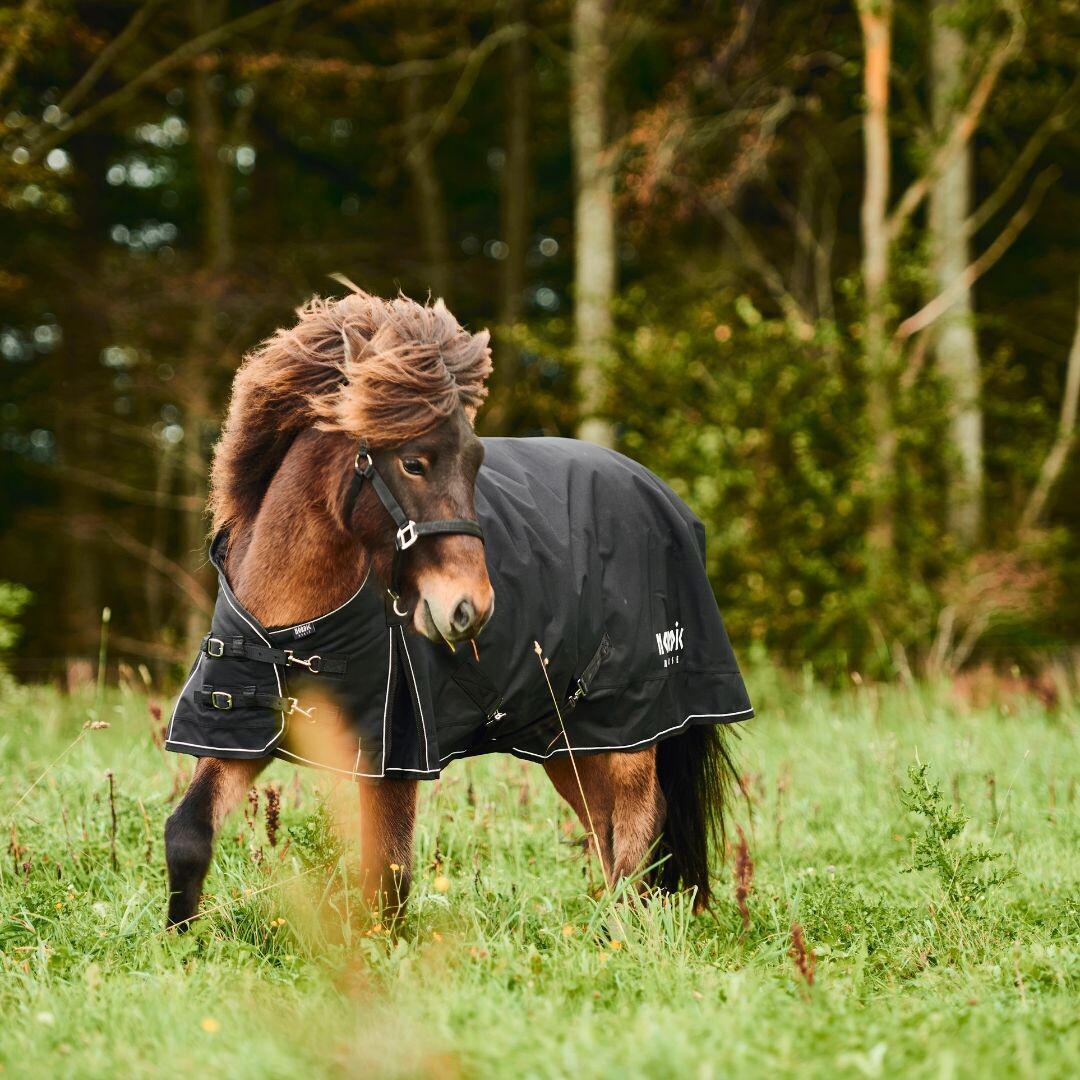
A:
<box><xmin>451</xmin><ymin>599</ymin><xmax>475</xmax><ymax>634</ymax></box>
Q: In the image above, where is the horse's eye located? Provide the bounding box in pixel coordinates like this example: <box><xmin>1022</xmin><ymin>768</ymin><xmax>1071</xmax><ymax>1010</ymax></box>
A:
<box><xmin>401</xmin><ymin>457</ymin><xmax>425</xmax><ymax>477</ymax></box>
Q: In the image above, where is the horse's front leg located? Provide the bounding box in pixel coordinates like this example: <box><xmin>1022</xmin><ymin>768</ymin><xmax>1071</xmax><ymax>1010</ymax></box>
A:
<box><xmin>165</xmin><ymin>756</ymin><xmax>270</xmax><ymax>930</ymax></box>
<box><xmin>359</xmin><ymin>778</ymin><xmax>418</xmax><ymax>920</ymax></box>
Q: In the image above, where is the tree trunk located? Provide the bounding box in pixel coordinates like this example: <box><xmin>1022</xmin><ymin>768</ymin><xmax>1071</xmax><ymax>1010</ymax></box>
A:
<box><xmin>858</xmin><ymin>2</ymin><xmax>896</xmax><ymax>560</ymax></box>
<box><xmin>571</xmin><ymin>0</ymin><xmax>616</xmax><ymax>447</ymax></box>
<box><xmin>930</xmin><ymin>0</ymin><xmax>982</xmax><ymax>545</ymax></box>
<box><xmin>183</xmin><ymin>0</ymin><xmax>231</xmax><ymax>648</ymax></box>
<box><xmin>491</xmin><ymin>0</ymin><xmax>530</xmax><ymax>433</ymax></box>
<box><xmin>402</xmin><ymin>72</ymin><xmax>451</xmax><ymax>300</ymax></box>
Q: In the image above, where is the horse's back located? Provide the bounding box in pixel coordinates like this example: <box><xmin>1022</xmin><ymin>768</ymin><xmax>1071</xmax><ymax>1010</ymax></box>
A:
<box><xmin>442</xmin><ymin>436</ymin><xmax>750</xmax><ymax>763</ymax></box>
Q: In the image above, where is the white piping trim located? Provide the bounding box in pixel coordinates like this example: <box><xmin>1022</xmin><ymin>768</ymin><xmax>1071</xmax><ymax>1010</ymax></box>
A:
<box><xmin>275</xmin><ymin>747</ymin><xmax>440</xmax><ymax>779</ymax></box>
<box><xmin>266</xmin><ymin>565</ymin><xmax>371</xmax><ymax>636</ymax></box>
<box><xmin>167</xmin><ymin>653</ymin><xmax>205</xmax><ymax>745</ymax></box>
<box><xmin>508</xmin><ymin>707</ymin><xmax>753</xmax><ymax>762</ymax></box>
<box><xmin>397</xmin><ymin>627</ymin><xmax>431</xmax><ymax>772</ymax></box>
<box><xmin>379</xmin><ymin>632</ymin><xmax>392</xmax><ymax>775</ymax></box>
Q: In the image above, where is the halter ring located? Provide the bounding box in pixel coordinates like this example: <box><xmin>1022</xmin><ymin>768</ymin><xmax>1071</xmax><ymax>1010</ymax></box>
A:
<box><xmin>392</xmin><ymin>595</ymin><xmax>410</xmax><ymax>618</ymax></box>
<box><xmin>396</xmin><ymin>521</ymin><xmax>419</xmax><ymax>550</ymax></box>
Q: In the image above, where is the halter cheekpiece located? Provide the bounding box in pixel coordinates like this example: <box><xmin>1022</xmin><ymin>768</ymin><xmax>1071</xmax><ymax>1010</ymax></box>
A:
<box><xmin>343</xmin><ymin>438</ymin><xmax>485</xmax><ymax>617</ymax></box>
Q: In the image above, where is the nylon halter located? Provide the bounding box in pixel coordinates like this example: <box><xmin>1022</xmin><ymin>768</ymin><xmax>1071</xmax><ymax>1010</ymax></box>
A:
<box><xmin>343</xmin><ymin>439</ymin><xmax>485</xmax><ymax>617</ymax></box>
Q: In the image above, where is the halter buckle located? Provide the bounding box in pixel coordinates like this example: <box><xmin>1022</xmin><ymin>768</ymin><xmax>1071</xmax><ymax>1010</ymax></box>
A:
<box><xmin>206</xmin><ymin>637</ymin><xmax>225</xmax><ymax>658</ymax></box>
<box><xmin>396</xmin><ymin>521</ymin><xmax>419</xmax><ymax>550</ymax></box>
<box><xmin>210</xmin><ymin>691</ymin><xmax>233</xmax><ymax>711</ymax></box>
<box><xmin>285</xmin><ymin>650</ymin><xmax>322</xmax><ymax>673</ymax></box>
<box><xmin>355</xmin><ymin>449</ymin><xmax>373</xmax><ymax>473</ymax></box>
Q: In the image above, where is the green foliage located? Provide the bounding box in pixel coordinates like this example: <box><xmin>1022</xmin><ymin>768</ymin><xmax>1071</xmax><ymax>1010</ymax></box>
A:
<box><xmin>0</xmin><ymin>581</ymin><xmax>30</xmax><ymax>667</ymax></box>
<box><xmin>2</xmin><ymin>677</ymin><xmax>1078</xmax><ymax>1076</ymax></box>
<box><xmin>901</xmin><ymin>761</ymin><xmax>1019</xmax><ymax>908</ymax></box>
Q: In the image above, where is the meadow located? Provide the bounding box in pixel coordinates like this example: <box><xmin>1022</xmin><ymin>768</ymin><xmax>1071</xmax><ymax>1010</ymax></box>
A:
<box><xmin>1</xmin><ymin>667</ymin><xmax>1077</xmax><ymax>1079</ymax></box>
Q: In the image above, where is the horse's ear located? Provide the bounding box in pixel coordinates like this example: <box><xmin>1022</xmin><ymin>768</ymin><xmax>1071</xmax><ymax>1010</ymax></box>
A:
<box><xmin>340</xmin><ymin>325</ymin><xmax>358</xmax><ymax>368</ymax></box>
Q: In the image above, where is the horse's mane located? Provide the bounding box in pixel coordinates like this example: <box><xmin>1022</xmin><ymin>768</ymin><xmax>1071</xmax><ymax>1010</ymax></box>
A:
<box><xmin>209</xmin><ymin>287</ymin><xmax>492</xmax><ymax>537</ymax></box>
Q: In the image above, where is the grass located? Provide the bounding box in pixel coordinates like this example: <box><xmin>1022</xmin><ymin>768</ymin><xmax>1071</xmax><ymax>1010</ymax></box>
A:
<box><xmin>1</xmin><ymin>666</ymin><xmax>1078</xmax><ymax>1078</ymax></box>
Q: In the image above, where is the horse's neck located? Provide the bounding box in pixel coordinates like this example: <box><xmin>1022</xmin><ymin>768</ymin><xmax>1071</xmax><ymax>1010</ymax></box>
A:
<box><xmin>227</xmin><ymin>430</ymin><xmax>369</xmax><ymax>627</ymax></box>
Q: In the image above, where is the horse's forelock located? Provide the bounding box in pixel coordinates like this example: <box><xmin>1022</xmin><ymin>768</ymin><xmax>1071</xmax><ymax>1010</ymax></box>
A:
<box><xmin>314</xmin><ymin>289</ymin><xmax>492</xmax><ymax>445</ymax></box>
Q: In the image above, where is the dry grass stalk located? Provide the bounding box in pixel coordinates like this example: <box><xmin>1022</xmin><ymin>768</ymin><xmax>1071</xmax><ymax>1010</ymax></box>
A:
<box><xmin>733</xmin><ymin>823</ymin><xmax>754</xmax><ymax>934</ymax></box>
<box><xmin>105</xmin><ymin>769</ymin><xmax>118</xmax><ymax>872</ymax></box>
<box><xmin>265</xmin><ymin>783</ymin><xmax>281</xmax><ymax>847</ymax></box>
<box><xmin>789</xmin><ymin>921</ymin><xmax>816</xmax><ymax>988</ymax></box>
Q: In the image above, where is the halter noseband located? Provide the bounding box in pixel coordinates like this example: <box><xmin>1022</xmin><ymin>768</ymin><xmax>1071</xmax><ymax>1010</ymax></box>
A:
<box><xmin>343</xmin><ymin>438</ymin><xmax>485</xmax><ymax>615</ymax></box>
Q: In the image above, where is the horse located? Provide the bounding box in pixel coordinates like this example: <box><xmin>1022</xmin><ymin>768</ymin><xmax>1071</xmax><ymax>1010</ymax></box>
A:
<box><xmin>164</xmin><ymin>288</ymin><xmax>750</xmax><ymax>931</ymax></box>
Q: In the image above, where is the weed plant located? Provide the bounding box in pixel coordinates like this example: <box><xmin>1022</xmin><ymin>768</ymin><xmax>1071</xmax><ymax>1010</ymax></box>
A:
<box><xmin>0</xmin><ymin>670</ymin><xmax>1077</xmax><ymax>1077</ymax></box>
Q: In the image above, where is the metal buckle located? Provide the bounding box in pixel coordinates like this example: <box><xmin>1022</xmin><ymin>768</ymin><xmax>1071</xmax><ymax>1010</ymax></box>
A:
<box><xmin>355</xmin><ymin>449</ymin><xmax>373</xmax><ymax>473</ymax></box>
<box><xmin>285</xmin><ymin>651</ymin><xmax>322</xmax><ymax>674</ymax></box>
<box><xmin>396</xmin><ymin>521</ymin><xmax>419</xmax><ymax>550</ymax></box>
<box><xmin>210</xmin><ymin>691</ymin><xmax>233</xmax><ymax>710</ymax></box>
<box><xmin>287</xmin><ymin>697</ymin><xmax>315</xmax><ymax>719</ymax></box>
<box><xmin>206</xmin><ymin>637</ymin><xmax>225</xmax><ymax>658</ymax></box>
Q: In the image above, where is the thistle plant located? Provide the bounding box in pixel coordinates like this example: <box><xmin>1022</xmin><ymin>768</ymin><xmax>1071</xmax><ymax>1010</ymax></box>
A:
<box><xmin>900</xmin><ymin>762</ymin><xmax>1018</xmax><ymax>909</ymax></box>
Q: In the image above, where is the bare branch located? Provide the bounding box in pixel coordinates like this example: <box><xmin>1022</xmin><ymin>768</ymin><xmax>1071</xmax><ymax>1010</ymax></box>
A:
<box><xmin>88</xmin><ymin>517</ymin><xmax>215</xmax><ymax>617</ymax></box>
<box><xmin>54</xmin><ymin>464</ymin><xmax>206</xmax><ymax>512</ymax></box>
<box><xmin>407</xmin><ymin>22</ymin><xmax>528</xmax><ymax>161</ymax></box>
<box><xmin>26</xmin><ymin>0</ymin><xmax>314</xmax><ymax>162</ymax></box>
<box><xmin>963</xmin><ymin>79</ymin><xmax>1078</xmax><ymax>239</ymax></box>
<box><xmin>1020</xmin><ymin>276</ymin><xmax>1080</xmax><ymax>533</ymax></box>
<box><xmin>886</xmin><ymin>13</ymin><xmax>1024</xmax><ymax>240</ymax></box>
<box><xmin>894</xmin><ymin>165</ymin><xmax>1058</xmax><ymax>341</ymax></box>
<box><xmin>104</xmin><ymin>632</ymin><xmax>188</xmax><ymax>664</ymax></box>
<box><xmin>0</xmin><ymin>0</ymin><xmax>42</xmax><ymax>101</ymax></box>
<box><xmin>54</xmin><ymin>0</ymin><xmax>166</xmax><ymax>120</ymax></box>
<box><xmin>711</xmin><ymin>0</ymin><xmax>762</xmax><ymax>81</ymax></box>
<box><xmin>704</xmin><ymin>194</ymin><xmax>816</xmax><ymax>338</ymax></box>
<box><xmin>83</xmin><ymin>414</ymin><xmax>206</xmax><ymax>478</ymax></box>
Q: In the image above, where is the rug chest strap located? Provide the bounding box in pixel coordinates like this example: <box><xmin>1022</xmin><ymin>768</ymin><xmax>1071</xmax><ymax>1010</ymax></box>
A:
<box><xmin>195</xmin><ymin>686</ymin><xmax>292</xmax><ymax>712</ymax></box>
<box><xmin>194</xmin><ymin>685</ymin><xmax>337</xmax><ymax>721</ymax></box>
<box><xmin>202</xmin><ymin>634</ymin><xmax>347</xmax><ymax>676</ymax></box>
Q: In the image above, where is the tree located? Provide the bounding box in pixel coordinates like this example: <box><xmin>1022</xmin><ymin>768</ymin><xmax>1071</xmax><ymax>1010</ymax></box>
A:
<box><xmin>571</xmin><ymin>0</ymin><xmax>616</xmax><ymax>447</ymax></box>
<box><xmin>930</xmin><ymin>0</ymin><xmax>983</xmax><ymax>545</ymax></box>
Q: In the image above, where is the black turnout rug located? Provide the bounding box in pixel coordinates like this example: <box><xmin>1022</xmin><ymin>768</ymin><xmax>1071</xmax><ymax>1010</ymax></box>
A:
<box><xmin>166</xmin><ymin>437</ymin><xmax>754</xmax><ymax>779</ymax></box>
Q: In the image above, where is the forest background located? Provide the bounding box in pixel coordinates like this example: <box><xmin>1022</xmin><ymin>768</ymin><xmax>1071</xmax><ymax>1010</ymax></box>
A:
<box><xmin>1</xmin><ymin>0</ymin><xmax>1078</xmax><ymax>685</ymax></box>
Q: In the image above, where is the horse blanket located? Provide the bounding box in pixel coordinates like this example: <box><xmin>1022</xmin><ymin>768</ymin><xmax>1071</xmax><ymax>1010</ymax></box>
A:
<box><xmin>166</xmin><ymin>437</ymin><xmax>753</xmax><ymax>780</ymax></box>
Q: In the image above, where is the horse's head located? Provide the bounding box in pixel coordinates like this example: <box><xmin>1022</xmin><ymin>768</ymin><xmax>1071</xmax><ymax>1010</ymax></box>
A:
<box><xmin>321</xmin><ymin>289</ymin><xmax>494</xmax><ymax>645</ymax></box>
<box><xmin>358</xmin><ymin>407</ymin><xmax>493</xmax><ymax>643</ymax></box>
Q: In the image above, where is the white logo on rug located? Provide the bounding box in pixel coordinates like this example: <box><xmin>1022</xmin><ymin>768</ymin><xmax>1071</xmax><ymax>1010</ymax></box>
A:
<box><xmin>293</xmin><ymin>622</ymin><xmax>316</xmax><ymax>640</ymax></box>
<box><xmin>655</xmin><ymin>621</ymin><xmax>684</xmax><ymax>668</ymax></box>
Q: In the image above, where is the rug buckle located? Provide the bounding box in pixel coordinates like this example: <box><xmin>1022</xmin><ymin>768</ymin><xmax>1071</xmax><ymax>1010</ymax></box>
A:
<box><xmin>210</xmin><ymin>690</ymin><xmax>233</xmax><ymax>710</ymax></box>
<box><xmin>206</xmin><ymin>637</ymin><xmax>225</xmax><ymax>658</ymax></box>
<box><xmin>285</xmin><ymin>651</ymin><xmax>322</xmax><ymax>674</ymax></box>
<box><xmin>288</xmin><ymin>697</ymin><xmax>316</xmax><ymax>719</ymax></box>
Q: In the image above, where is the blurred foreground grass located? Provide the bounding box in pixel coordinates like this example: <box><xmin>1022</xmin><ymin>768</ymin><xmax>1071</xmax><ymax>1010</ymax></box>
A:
<box><xmin>1</xmin><ymin>670</ymin><xmax>1078</xmax><ymax>1078</ymax></box>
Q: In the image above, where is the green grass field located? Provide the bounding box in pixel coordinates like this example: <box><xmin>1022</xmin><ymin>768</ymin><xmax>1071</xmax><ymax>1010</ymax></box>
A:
<box><xmin>1</xmin><ymin>668</ymin><xmax>1078</xmax><ymax>1079</ymax></box>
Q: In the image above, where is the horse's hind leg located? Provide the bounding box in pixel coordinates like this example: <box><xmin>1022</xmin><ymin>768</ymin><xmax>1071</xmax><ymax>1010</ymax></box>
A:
<box><xmin>610</xmin><ymin>747</ymin><xmax>666</xmax><ymax>886</ymax></box>
<box><xmin>165</xmin><ymin>756</ymin><xmax>269</xmax><ymax>930</ymax></box>
<box><xmin>543</xmin><ymin>755</ymin><xmax>615</xmax><ymax>886</ymax></box>
<box><xmin>544</xmin><ymin>749</ymin><xmax>665</xmax><ymax>894</ymax></box>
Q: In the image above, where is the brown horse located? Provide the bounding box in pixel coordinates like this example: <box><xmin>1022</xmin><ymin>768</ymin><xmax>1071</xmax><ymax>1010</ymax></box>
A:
<box><xmin>164</xmin><ymin>288</ymin><xmax>733</xmax><ymax>930</ymax></box>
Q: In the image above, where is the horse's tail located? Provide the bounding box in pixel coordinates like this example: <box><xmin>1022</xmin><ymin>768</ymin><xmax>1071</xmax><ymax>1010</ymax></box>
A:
<box><xmin>655</xmin><ymin>724</ymin><xmax>738</xmax><ymax>911</ymax></box>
